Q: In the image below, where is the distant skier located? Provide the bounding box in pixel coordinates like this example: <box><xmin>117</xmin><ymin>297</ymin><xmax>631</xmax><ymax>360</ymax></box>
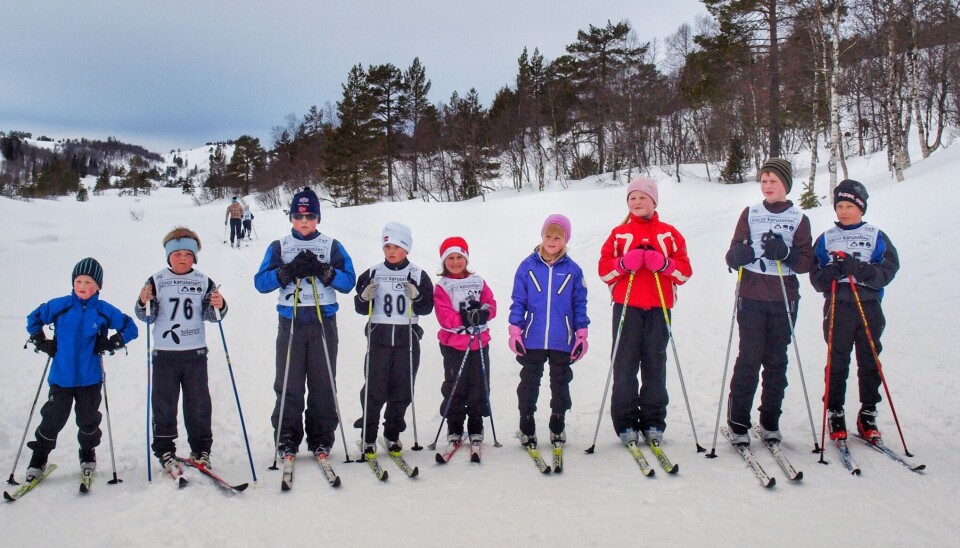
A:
<box><xmin>225</xmin><ymin>197</ymin><xmax>243</xmax><ymax>248</ymax></box>
<box><xmin>242</xmin><ymin>206</ymin><xmax>254</xmax><ymax>241</ymax></box>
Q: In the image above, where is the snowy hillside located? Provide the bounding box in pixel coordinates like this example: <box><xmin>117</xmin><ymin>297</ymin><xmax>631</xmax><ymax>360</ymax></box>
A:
<box><xmin>1</xmin><ymin>146</ymin><xmax>957</xmax><ymax>546</ymax></box>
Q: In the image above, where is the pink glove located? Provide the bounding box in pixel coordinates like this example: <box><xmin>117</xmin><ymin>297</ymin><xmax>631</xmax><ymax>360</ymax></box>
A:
<box><xmin>570</xmin><ymin>328</ymin><xmax>588</xmax><ymax>362</ymax></box>
<box><xmin>642</xmin><ymin>250</ymin><xmax>667</xmax><ymax>271</ymax></box>
<box><xmin>508</xmin><ymin>325</ymin><xmax>526</xmax><ymax>356</ymax></box>
<box><xmin>620</xmin><ymin>249</ymin><xmax>645</xmax><ymax>272</ymax></box>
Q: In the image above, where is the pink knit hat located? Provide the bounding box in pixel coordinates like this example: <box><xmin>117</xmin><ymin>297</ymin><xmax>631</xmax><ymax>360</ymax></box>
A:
<box><xmin>626</xmin><ymin>177</ymin><xmax>658</xmax><ymax>205</ymax></box>
<box><xmin>541</xmin><ymin>214</ymin><xmax>572</xmax><ymax>243</ymax></box>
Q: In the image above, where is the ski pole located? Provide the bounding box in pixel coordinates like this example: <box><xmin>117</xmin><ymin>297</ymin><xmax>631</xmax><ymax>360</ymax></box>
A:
<box><xmin>707</xmin><ymin>267</ymin><xmax>742</xmax><ymax>458</ymax></box>
<box><xmin>846</xmin><ymin>274</ymin><xmax>913</xmax><ymax>456</ymax></box>
<box><xmin>408</xmin><ymin>297</ymin><xmax>422</xmax><ymax>450</ymax></box>
<box><xmin>360</xmin><ymin>297</ymin><xmax>373</xmax><ymax>459</ymax></box>
<box><xmin>654</xmin><ymin>271</ymin><xmax>704</xmax><ymax>453</ymax></box>
<box><xmin>270</xmin><ymin>279</ymin><xmax>301</xmax><ymax>470</ymax></box>
<box><xmin>312</xmin><ymin>278</ymin><xmax>353</xmax><ymax>463</ymax></box>
<box><xmin>585</xmin><ymin>272</ymin><xmax>635</xmax><ymax>454</ymax></box>
<box><xmin>145</xmin><ymin>305</ymin><xmax>153</xmax><ymax>482</ymax></box>
<box><xmin>222</xmin><ymin>222</ymin><xmax>227</xmax><ymax>244</ymax></box>
<box><xmin>775</xmin><ymin>260</ymin><xmax>820</xmax><ymax>453</ymax></box>
<box><xmin>100</xmin><ymin>367</ymin><xmax>122</xmax><ymax>485</ymax></box>
<box><xmin>427</xmin><ymin>331</ymin><xmax>478</xmax><ymax>450</ymax></box>
<box><xmin>475</xmin><ymin>327</ymin><xmax>501</xmax><ymax>448</ymax></box>
<box><xmin>819</xmin><ymin>278</ymin><xmax>838</xmax><ymax>464</ymax></box>
<box><xmin>214</xmin><ymin>298</ymin><xmax>258</xmax><ymax>483</ymax></box>
<box><xmin>6</xmin><ymin>353</ymin><xmax>51</xmax><ymax>485</ymax></box>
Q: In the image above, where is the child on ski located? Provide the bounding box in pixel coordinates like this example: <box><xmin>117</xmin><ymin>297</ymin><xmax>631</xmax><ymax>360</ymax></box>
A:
<box><xmin>353</xmin><ymin>222</ymin><xmax>434</xmax><ymax>454</ymax></box>
<box><xmin>242</xmin><ymin>206</ymin><xmax>254</xmax><ymax>241</ymax></box>
<box><xmin>723</xmin><ymin>158</ymin><xmax>814</xmax><ymax>445</ymax></box>
<box><xmin>434</xmin><ymin>236</ymin><xmax>497</xmax><ymax>451</ymax></box>
<box><xmin>809</xmin><ymin>180</ymin><xmax>899</xmax><ymax>441</ymax></box>
<box><xmin>254</xmin><ymin>187</ymin><xmax>356</xmax><ymax>459</ymax></box>
<box><xmin>598</xmin><ymin>178</ymin><xmax>692</xmax><ymax>446</ymax></box>
<box><xmin>135</xmin><ymin>227</ymin><xmax>226</xmax><ymax>473</ymax></box>
<box><xmin>508</xmin><ymin>214</ymin><xmax>589</xmax><ymax>448</ymax></box>
<box><xmin>24</xmin><ymin>257</ymin><xmax>138</xmax><ymax>482</ymax></box>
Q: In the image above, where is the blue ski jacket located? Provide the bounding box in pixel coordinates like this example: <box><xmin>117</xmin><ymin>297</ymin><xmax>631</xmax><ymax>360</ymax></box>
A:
<box><xmin>27</xmin><ymin>292</ymin><xmax>138</xmax><ymax>387</ymax></box>
<box><xmin>508</xmin><ymin>250</ymin><xmax>589</xmax><ymax>352</ymax></box>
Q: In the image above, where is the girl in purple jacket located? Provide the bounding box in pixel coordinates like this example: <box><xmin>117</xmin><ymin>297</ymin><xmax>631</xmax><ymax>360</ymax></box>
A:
<box><xmin>508</xmin><ymin>214</ymin><xmax>589</xmax><ymax>448</ymax></box>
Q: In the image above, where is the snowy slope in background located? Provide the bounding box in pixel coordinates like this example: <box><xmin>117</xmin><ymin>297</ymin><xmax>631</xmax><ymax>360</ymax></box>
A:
<box><xmin>1</xmin><ymin>147</ymin><xmax>957</xmax><ymax>546</ymax></box>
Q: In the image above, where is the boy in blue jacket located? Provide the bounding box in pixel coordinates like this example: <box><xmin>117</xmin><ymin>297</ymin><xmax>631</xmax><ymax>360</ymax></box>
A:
<box><xmin>254</xmin><ymin>188</ymin><xmax>356</xmax><ymax>459</ymax></box>
<box><xmin>25</xmin><ymin>258</ymin><xmax>138</xmax><ymax>481</ymax></box>
<box><xmin>508</xmin><ymin>215</ymin><xmax>589</xmax><ymax>448</ymax></box>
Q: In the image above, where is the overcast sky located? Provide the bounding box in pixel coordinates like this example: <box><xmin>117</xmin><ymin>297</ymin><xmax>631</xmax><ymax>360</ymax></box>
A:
<box><xmin>1</xmin><ymin>1</ymin><xmax>707</xmax><ymax>153</ymax></box>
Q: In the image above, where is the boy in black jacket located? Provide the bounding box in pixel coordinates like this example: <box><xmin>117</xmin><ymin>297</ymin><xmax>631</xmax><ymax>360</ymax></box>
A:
<box><xmin>810</xmin><ymin>180</ymin><xmax>899</xmax><ymax>441</ymax></box>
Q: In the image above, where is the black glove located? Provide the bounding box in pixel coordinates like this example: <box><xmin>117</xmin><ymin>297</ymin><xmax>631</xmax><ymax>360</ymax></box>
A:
<box><xmin>94</xmin><ymin>333</ymin><xmax>124</xmax><ymax>355</ymax></box>
<box><xmin>289</xmin><ymin>250</ymin><xmax>318</xmax><ymax>280</ymax></box>
<box><xmin>30</xmin><ymin>331</ymin><xmax>56</xmax><ymax>357</ymax></box>
<box><xmin>837</xmin><ymin>254</ymin><xmax>859</xmax><ymax>278</ymax></box>
<box><xmin>276</xmin><ymin>264</ymin><xmax>294</xmax><ymax>287</ymax></box>
<box><xmin>820</xmin><ymin>262</ymin><xmax>844</xmax><ymax>282</ymax></box>
<box><xmin>315</xmin><ymin>262</ymin><xmax>335</xmax><ymax>285</ymax></box>
<box><xmin>761</xmin><ymin>231</ymin><xmax>790</xmax><ymax>261</ymax></box>
<box><xmin>726</xmin><ymin>241</ymin><xmax>755</xmax><ymax>269</ymax></box>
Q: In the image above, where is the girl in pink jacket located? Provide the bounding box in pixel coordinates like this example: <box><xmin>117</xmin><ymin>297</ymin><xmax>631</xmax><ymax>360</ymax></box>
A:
<box><xmin>433</xmin><ymin>237</ymin><xmax>497</xmax><ymax>448</ymax></box>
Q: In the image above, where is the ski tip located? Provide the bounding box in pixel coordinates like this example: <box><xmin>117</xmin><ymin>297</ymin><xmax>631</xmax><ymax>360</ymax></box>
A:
<box><xmin>764</xmin><ymin>477</ymin><xmax>777</xmax><ymax>488</ymax></box>
<box><xmin>80</xmin><ymin>485</ymin><xmax>90</xmax><ymax>494</ymax></box>
<box><xmin>644</xmin><ymin>469</ymin><xmax>655</xmax><ymax>477</ymax></box>
<box><xmin>380</xmin><ymin>471</ymin><xmax>389</xmax><ymax>481</ymax></box>
<box><xmin>553</xmin><ymin>467</ymin><xmax>562</xmax><ymax>474</ymax></box>
<box><xmin>410</xmin><ymin>467</ymin><xmax>419</xmax><ymax>478</ymax></box>
<box><xmin>852</xmin><ymin>468</ymin><xmax>862</xmax><ymax>476</ymax></box>
<box><xmin>233</xmin><ymin>483</ymin><xmax>249</xmax><ymax>492</ymax></box>
<box><xmin>912</xmin><ymin>464</ymin><xmax>926</xmax><ymax>472</ymax></box>
<box><xmin>332</xmin><ymin>477</ymin><xmax>342</xmax><ymax>487</ymax></box>
<box><xmin>470</xmin><ymin>454</ymin><xmax>480</xmax><ymax>464</ymax></box>
<box><xmin>542</xmin><ymin>467</ymin><xmax>552</xmax><ymax>475</ymax></box>
<box><xmin>435</xmin><ymin>453</ymin><xmax>447</xmax><ymax>464</ymax></box>
<box><xmin>281</xmin><ymin>481</ymin><xmax>292</xmax><ymax>491</ymax></box>
<box><xmin>4</xmin><ymin>491</ymin><xmax>15</xmax><ymax>501</ymax></box>
<box><xmin>177</xmin><ymin>477</ymin><xmax>189</xmax><ymax>489</ymax></box>
<box><xmin>793</xmin><ymin>471</ymin><xmax>804</xmax><ymax>481</ymax></box>
<box><xmin>667</xmin><ymin>464</ymin><xmax>679</xmax><ymax>474</ymax></box>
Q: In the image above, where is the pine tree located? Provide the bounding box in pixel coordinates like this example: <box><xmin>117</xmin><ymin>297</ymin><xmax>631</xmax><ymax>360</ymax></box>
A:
<box><xmin>226</xmin><ymin>135</ymin><xmax>265</xmax><ymax>196</ymax></box>
<box><xmin>368</xmin><ymin>63</ymin><xmax>406</xmax><ymax>198</ymax></box>
<box><xmin>325</xmin><ymin>65</ymin><xmax>383</xmax><ymax>205</ymax></box>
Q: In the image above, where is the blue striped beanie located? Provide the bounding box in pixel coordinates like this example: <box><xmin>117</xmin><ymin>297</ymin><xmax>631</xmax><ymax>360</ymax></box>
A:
<box><xmin>72</xmin><ymin>257</ymin><xmax>103</xmax><ymax>288</ymax></box>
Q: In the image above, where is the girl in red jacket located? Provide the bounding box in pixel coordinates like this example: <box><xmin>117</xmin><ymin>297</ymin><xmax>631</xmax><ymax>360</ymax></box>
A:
<box><xmin>433</xmin><ymin>237</ymin><xmax>497</xmax><ymax>450</ymax></box>
<box><xmin>597</xmin><ymin>178</ymin><xmax>692</xmax><ymax>445</ymax></box>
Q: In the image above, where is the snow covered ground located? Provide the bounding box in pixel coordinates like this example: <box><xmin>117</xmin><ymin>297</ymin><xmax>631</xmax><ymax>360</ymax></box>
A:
<box><xmin>1</xmin><ymin>146</ymin><xmax>957</xmax><ymax>546</ymax></box>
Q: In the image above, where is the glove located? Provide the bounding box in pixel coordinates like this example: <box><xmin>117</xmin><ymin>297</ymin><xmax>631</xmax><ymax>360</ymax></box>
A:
<box><xmin>761</xmin><ymin>231</ymin><xmax>790</xmax><ymax>261</ymax></box>
<box><xmin>404</xmin><ymin>275</ymin><xmax>420</xmax><ymax>300</ymax></box>
<box><xmin>642</xmin><ymin>250</ymin><xmax>668</xmax><ymax>272</ymax></box>
<box><xmin>94</xmin><ymin>333</ymin><xmax>124</xmax><ymax>355</ymax></box>
<box><xmin>619</xmin><ymin>249</ymin><xmax>645</xmax><ymax>272</ymax></box>
<box><xmin>570</xmin><ymin>328</ymin><xmax>588</xmax><ymax>362</ymax></box>
<box><xmin>30</xmin><ymin>331</ymin><xmax>56</xmax><ymax>357</ymax></box>
<box><xmin>460</xmin><ymin>301</ymin><xmax>490</xmax><ymax>327</ymax></box>
<box><xmin>315</xmin><ymin>262</ymin><xmax>336</xmax><ymax>285</ymax></box>
<box><xmin>507</xmin><ymin>325</ymin><xmax>526</xmax><ymax>356</ymax></box>
<box><xmin>837</xmin><ymin>254</ymin><xmax>859</xmax><ymax>278</ymax></box>
<box><xmin>726</xmin><ymin>241</ymin><xmax>755</xmax><ymax>268</ymax></box>
<box><xmin>820</xmin><ymin>262</ymin><xmax>844</xmax><ymax>281</ymax></box>
<box><xmin>276</xmin><ymin>264</ymin><xmax>294</xmax><ymax>287</ymax></box>
<box><xmin>288</xmin><ymin>250</ymin><xmax>318</xmax><ymax>280</ymax></box>
<box><xmin>359</xmin><ymin>280</ymin><xmax>379</xmax><ymax>301</ymax></box>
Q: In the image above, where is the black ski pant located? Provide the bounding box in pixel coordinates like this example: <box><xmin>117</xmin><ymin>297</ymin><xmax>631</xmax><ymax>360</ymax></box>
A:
<box><xmin>229</xmin><ymin>218</ymin><xmax>242</xmax><ymax>244</ymax></box>
<box><xmin>823</xmin><ymin>298</ymin><xmax>884</xmax><ymax>410</ymax></box>
<box><xmin>727</xmin><ymin>298</ymin><xmax>795</xmax><ymax>434</ymax></box>
<box><xmin>516</xmin><ymin>349</ymin><xmax>573</xmax><ymax>429</ymax></box>
<box><xmin>272</xmin><ymin>316</ymin><xmax>340</xmax><ymax>453</ymax></box>
<box><xmin>242</xmin><ymin>220</ymin><xmax>252</xmax><ymax>238</ymax></box>
<box><xmin>610</xmin><ymin>305</ymin><xmax>669</xmax><ymax>435</ymax></box>
<box><xmin>28</xmin><ymin>383</ymin><xmax>102</xmax><ymax>460</ymax></box>
<box><xmin>151</xmin><ymin>349</ymin><xmax>213</xmax><ymax>459</ymax></box>
<box><xmin>359</xmin><ymin>338</ymin><xmax>421</xmax><ymax>443</ymax></box>
<box><xmin>439</xmin><ymin>343</ymin><xmax>489</xmax><ymax>437</ymax></box>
